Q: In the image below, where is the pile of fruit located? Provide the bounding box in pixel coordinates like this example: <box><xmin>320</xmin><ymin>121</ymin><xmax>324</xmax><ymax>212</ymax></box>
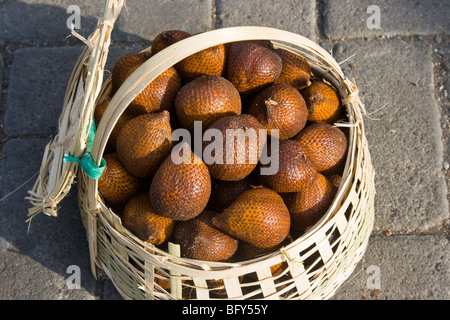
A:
<box><xmin>95</xmin><ymin>30</ymin><xmax>348</xmax><ymax>270</ymax></box>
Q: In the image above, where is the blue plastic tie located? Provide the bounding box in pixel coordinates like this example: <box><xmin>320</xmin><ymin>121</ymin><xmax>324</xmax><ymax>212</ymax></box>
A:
<box><xmin>63</xmin><ymin>120</ymin><xmax>106</xmax><ymax>180</ymax></box>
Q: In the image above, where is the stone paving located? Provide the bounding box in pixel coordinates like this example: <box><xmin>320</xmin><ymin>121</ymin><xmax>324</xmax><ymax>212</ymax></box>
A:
<box><xmin>0</xmin><ymin>0</ymin><xmax>448</xmax><ymax>300</ymax></box>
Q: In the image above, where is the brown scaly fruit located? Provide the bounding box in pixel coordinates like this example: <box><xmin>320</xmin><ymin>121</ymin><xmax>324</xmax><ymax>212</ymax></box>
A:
<box><xmin>98</xmin><ymin>153</ymin><xmax>146</xmax><ymax>206</ymax></box>
<box><xmin>284</xmin><ymin>173</ymin><xmax>337</xmax><ymax>232</ymax></box>
<box><xmin>328</xmin><ymin>174</ymin><xmax>342</xmax><ymax>189</ymax></box>
<box><xmin>116</xmin><ymin>111</ymin><xmax>172</xmax><ymax>178</ymax></box>
<box><xmin>294</xmin><ymin>123</ymin><xmax>347</xmax><ymax>174</ymax></box>
<box><xmin>243</xmin><ymin>40</ymin><xmax>274</xmax><ymax>48</ymax></box>
<box><xmin>227</xmin><ymin>41</ymin><xmax>282</xmax><ymax>96</ymax></box>
<box><xmin>94</xmin><ymin>96</ymin><xmax>135</xmax><ymax>152</ymax></box>
<box><xmin>173</xmin><ymin>210</ymin><xmax>239</xmax><ymax>261</ymax></box>
<box><xmin>207</xmin><ymin>178</ymin><xmax>254</xmax><ymax>212</ymax></box>
<box><xmin>175</xmin><ymin>75</ymin><xmax>241</xmax><ymax>132</ymax></box>
<box><xmin>247</xmin><ymin>83</ymin><xmax>308</xmax><ymax>140</ymax></box>
<box><xmin>212</xmin><ymin>188</ymin><xmax>291</xmax><ymax>249</ymax></box>
<box><xmin>94</xmin><ymin>96</ymin><xmax>111</xmax><ymax>127</ymax></box>
<box><xmin>111</xmin><ymin>52</ymin><xmax>181</xmax><ymax>115</ymax></box>
<box><xmin>274</xmin><ymin>48</ymin><xmax>311</xmax><ymax>90</ymax></box>
<box><xmin>300</xmin><ymin>80</ymin><xmax>342</xmax><ymax>124</ymax></box>
<box><xmin>177</xmin><ymin>43</ymin><xmax>227</xmax><ymax>83</ymax></box>
<box><xmin>130</xmin><ymin>66</ymin><xmax>181</xmax><ymax>115</ymax></box>
<box><xmin>152</xmin><ymin>30</ymin><xmax>227</xmax><ymax>83</ymax></box>
<box><xmin>149</xmin><ymin>143</ymin><xmax>212</xmax><ymax>221</ymax></box>
<box><xmin>111</xmin><ymin>51</ymin><xmax>152</xmax><ymax>93</ymax></box>
<box><xmin>204</xmin><ymin>114</ymin><xmax>267</xmax><ymax>181</ymax></box>
<box><xmin>151</xmin><ymin>30</ymin><xmax>191</xmax><ymax>55</ymax></box>
<box><xmin>259</xmin><ymin>139</ymin><xmax>318</xmax><ymax>193</ymax></box>
<box><xmin>122</xmin><ymin>193</ymin><xmax>175</xmax><ymax>245</ymax></box>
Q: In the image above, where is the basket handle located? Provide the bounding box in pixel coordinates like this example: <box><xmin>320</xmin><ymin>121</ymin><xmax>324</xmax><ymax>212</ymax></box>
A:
<box><xmin>26</xmin><ymin>0</ymin><xmax>126</xmax><ymax>220</ymax></box>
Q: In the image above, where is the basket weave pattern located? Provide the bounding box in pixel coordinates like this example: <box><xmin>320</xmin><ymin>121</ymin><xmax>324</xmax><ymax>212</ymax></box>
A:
<box><xmin>28</xmin><ymin>0</ymin><xmax>375</xmax><ymax>300</ymax></box>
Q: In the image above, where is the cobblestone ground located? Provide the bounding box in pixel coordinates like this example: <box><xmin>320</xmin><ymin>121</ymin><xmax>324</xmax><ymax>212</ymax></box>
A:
<box><xmin>0</xmin><ymin>0</ymin><xmax>448</xmax><ymax>300</ymax></box>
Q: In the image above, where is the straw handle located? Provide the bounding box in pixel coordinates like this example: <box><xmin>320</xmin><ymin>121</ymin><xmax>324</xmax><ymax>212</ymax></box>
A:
<box><xmin>27</xmin><ymin>0</ymin><xmax>125</xmax><ymax>216</ymax></box>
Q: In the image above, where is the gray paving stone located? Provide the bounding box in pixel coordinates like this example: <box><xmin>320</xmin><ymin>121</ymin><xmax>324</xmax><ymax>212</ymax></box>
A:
<box><xmin>322</xmin><ymin>0</ymin><xmax>450</xmax><ymax>40</ymax></box>
<box><xmin>333</xmin><ymin>39</ymin><xmax>448</xmax><ymax>233</ymax></box>
<box><xmin>112</xmin><ymin>0</ymin><xmax>213</xmax><ymax>42</ymax></box>
<box><xmin>333</xmin><ymin>235</ymin><xmax>449</xmax><ymax>300</ymax></box>
<box><xmin>103</xmin><ymin>43</ymin><xmax>151</xmax><ymax>76</ymax></box>
<box><xmin>0</xmin><ymin>0</ymin><xmax>103</xmax><ymax>45</ymax></box>
<box><xmin>0</xmin><ymin>0</ymin><xmax>215</xmax><ymax>45</ymax></box>
<box><xmin>0</xmin><ymin>138</ymin><xmax>97</xmax><ymax>299</ymax></box>
<box><xmin>0</xmin><ymin>54</ymin><xmax>3</xmax><ymax>85</ymax></box>
<box><xmin>0</xmin><ymin>54</ymin><xmax>3</xmax><ymax>98</ymax></box>
<box><xmin>0</xmin><ymin>43</ymin><xmax>158</xmax><ymax>299</ymax></box>
<box><xmin>443</xmin><ymin>41</ymin><xmax>450</xmax><ymax>97</ymax></box>
<box><xmin>4</xmin><ymin>44</ymin><xmax>148</xmax><ymax>138</ymax></box>
<box><xmin>216</xmin><ymin>0</ymin><xmax>316</xmax><ymax>41</ymax></box>
<box><xmin>436</xmin><ymin>37</ymin><xmax>450</xmax><ymax>197</ymax></box>
<box><xmin>0</xmin><ymin>138</ymin><xmax>48</xmax><ymax>200</ymax></box>
<box><xmin>5</xmin><ymin>46</ymin><xmax>84</xmax><ymax>137</ymax></box>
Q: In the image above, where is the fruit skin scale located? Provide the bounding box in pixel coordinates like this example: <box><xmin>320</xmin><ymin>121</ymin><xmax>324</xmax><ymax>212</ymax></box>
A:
<box><xmin>111</xmin><ymin>51</ymin><xmax>181</xmax><ymax>115</ymax></box>
<box><xmin>97</xmin><ymin>152</ymin><xmax>146</xmax><ymax>206</ymax></box>
<box><xmin>207</xmin><ymin>179</ymin><xmax>254</xmax><ymax>212</ymax></box>
<box><xmin>116</xmin><ymin>111</ymin><xmax>173</xmax><ymax>178</ymax></box>
<box><xmin>247</xmin><ymin>83</ymin><xmax>308</xmax><ymax>140</ymax></box>
<box><xmin>300</xmin><ymin>80</ymin><xmax>342</xmax><ymax>124</ymax></box>
<box><xmin>122</xmin><ymin>193</ymin><xmax>175</xmax><ymax>245</ymax></box>
<box><xmin>175</xmin><ymin>75</ymin><xmax>242</xmax><ymax>132</ymax></box>
<box><xmin>151</xmin><ymin>30</ymin><xmax>227</xmax><ymax>83</ymax></box>
<box><xmin>259</xmin><ymin>139</ymin><xmax>318</xmax><ymax>193</ymax></box>
<box><xmin>212</xmin><ymin>188</ymin><xmax>291</xmax><ymax>249</ymax></box>
<box><xmin>173</xmin><ymin>210</ymin><xmax>239</xmax><ymax>261</ymax></box>
<box><xmin>294</xmin><ymin>122</ymin><xmax>347</xmax><ymax>174</ymax></box>
<box><xmin>227</xmin><ymin>41</ymin><xmax>283</xmax><ymax>96</ymax></box>
<box><xmin>94</xmin><ymin>96</ymin><xmax>135</xmax><ymax>152</ymax></box>
<box><xmin>274</xmin><ymin>48</ymin><xmax>311</xmax><ymax>90</ymax></box>
<box><xmin>176</xmin><ymin>44</ymin><xmax>227</xmax><ymax>83</ymax></box>
<box><xmin>111</xmin><ymin>51</ymin><xmax>152</xmax><ymax>93</ymax></box>
<box><xmin>149</xmin><ymin>143</ymin><xmax>212</xmax><ymax>221</ymax></box>
<box><xmin>284</xmin><ymin>173</ymin><xmax>337</xmax><ymax>232</ymax></box>
<box><xmin>151</xmin><ymin>30</ymin><xmax>191</xmax><ymax>55</ymax></box>
<box><xmin>204</xmin><ymin>114</ymin><xmax>267</xmax><ymax>181</ymax></box>
<box><xmin>129</xmin><ymin>66</ymin><xmax>181</xmax><ymax>115</ymax></box>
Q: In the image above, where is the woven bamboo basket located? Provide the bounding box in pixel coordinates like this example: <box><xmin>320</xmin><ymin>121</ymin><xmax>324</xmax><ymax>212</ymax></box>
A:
<box><xmin>27</xmin><ymin>0</ymin><xmax>375</xmax><ymax>300</ymax></box>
